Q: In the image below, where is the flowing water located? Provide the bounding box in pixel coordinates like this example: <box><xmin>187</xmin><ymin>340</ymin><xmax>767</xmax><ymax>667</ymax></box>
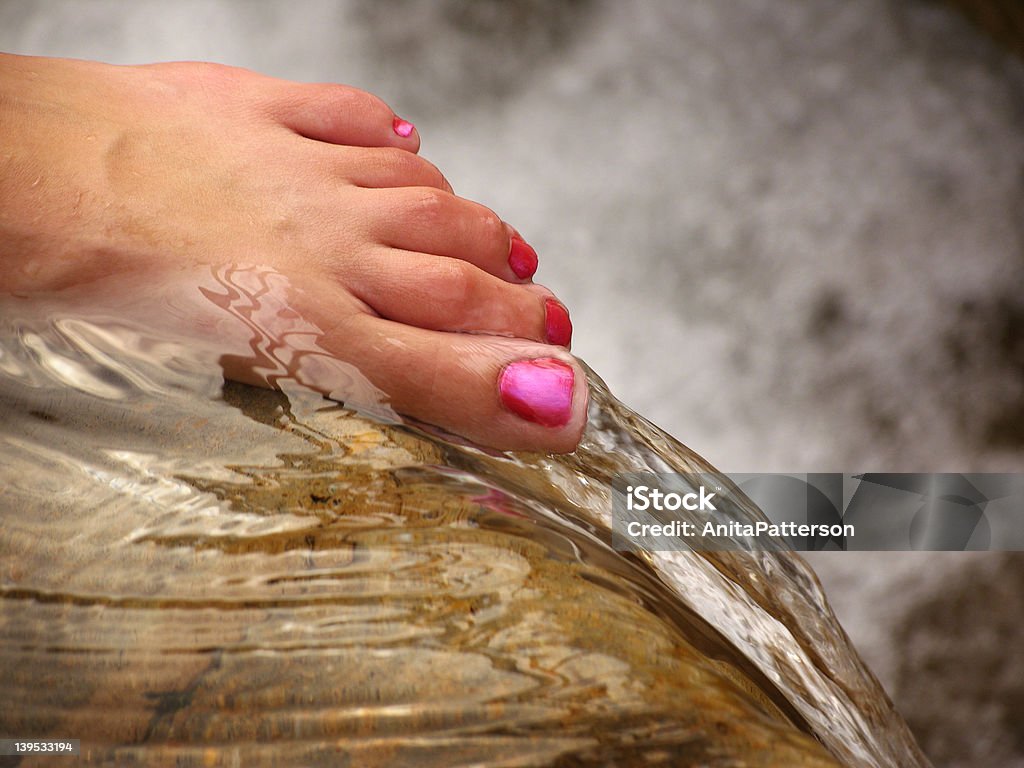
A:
<box><xmin>0</xmin><ymin>267</ymin><xmax>930</xmax><ymax>767</ymax></box>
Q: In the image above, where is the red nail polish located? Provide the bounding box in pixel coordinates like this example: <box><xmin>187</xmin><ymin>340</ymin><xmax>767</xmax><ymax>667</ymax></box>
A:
<box><xmin>508</xmin><ymin>236</ymin><xmax>538</xmax><ymax>280</ymax></box>
<box><xmin>544</xmin><ymin>298</ymin><xmax>572</xmax><ymax>347</ymax></box>
<box><xmin>392</xmin><ymin>116</ymin><xmax>415</xmax><ymax>138</ymax></box>
<box><xmin>498</xmin><ymin>358</ymin><xmax>575</xmax><ymax>427</ymax></box>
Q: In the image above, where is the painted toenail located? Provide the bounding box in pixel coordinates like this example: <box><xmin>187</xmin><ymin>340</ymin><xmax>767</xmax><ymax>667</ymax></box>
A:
<box><xmin>544</xmin><ymin>298</ymin><xmax>572</xmax><ymax>347</ymax></box>
<box><xmin>508</xmin><ymin>236</ymin><xmax>538</xmax><ymax>280</ymax></box>
<box><xmin>498</xmin><ymin>358</ymin><xmax>574</xmax><ymax>427</ymax></box>
<box><xmin>392</xmin><ymin>116</ymin><xmax>415</xmax><ymax>137</ymax></box>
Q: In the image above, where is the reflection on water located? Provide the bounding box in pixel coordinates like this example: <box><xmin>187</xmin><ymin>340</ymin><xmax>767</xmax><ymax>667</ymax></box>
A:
<box><xmin>0</xmin><ymin>268</ymin><xmax>926</xmax><ymax>766</ymax></box>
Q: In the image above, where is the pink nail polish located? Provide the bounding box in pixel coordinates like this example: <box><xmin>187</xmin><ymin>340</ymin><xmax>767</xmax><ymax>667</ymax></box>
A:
<box><xmin>508</xmin><ymin>236</ymin><xmax>538</xmax><ymax>280</ymax></box>
<box><xmin>544</xmin><ymin>298</ymin><xmax>572</xmax><ymax>347</ymax></box>
<box><xmin>498</xmin><ymin>358</ymin><xmax>574</xmax><ymax>427</ymax></box>
<box><xmin>392</xmin><ymin>116</ymin><xmax>415</xmax><ymax>138</ymax></box>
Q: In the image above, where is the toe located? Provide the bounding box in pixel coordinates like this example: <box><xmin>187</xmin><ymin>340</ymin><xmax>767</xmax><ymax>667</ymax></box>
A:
<box><xmin>360</xmin><ymin>187</ymin><xmax>538</xmax><ymax>283</ymax></box>
<box><xmin>317</xmin><ymin>145</ymin><xmax>452</xmax><ymax>192</ymax></box>
<box><xmin>216</xmin><ymin>270</ymin><xmax>583</xmax><ymax>453</ymax></box>
<box><xmin>324</xmin><ymin>314</ymin><xmax>588</xmax><ymax>453</ymax></box>
<box><xmin>266</xmin><ymin>81</ymin><xmax>419</xmax><ymax>151</ymax></box>
<box><xmin>340</xmin><ymin>249</ymin><xmax>571</xmax><ymax>347</ymax></box>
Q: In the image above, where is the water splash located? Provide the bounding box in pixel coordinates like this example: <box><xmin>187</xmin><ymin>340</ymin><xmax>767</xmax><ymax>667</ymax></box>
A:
<box><xmin>0</xmin><ymin>269</ymin><xmax>928</xmax><ymax>766</ymax></box>
<box><xmin>445</xmin><ymin>369</ymin><xmax>930</xmax><ymax>767</ymax></box>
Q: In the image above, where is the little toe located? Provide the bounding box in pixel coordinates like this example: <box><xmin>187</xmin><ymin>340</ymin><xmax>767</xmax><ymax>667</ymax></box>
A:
<box><xmin>267</xmin><ymin>81</ymin><xmax>419</xmax><ymax>151</ymax></box>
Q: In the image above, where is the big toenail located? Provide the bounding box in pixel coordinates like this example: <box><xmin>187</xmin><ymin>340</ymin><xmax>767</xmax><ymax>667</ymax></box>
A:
<box><xmin>392</xmin><ymin>117</ymin><xmax>415</xmax><ymax>137</ymax></box>
<box><xmin>498</xmin><ymin>358</ymin><xmax>574</xmax><ymax>427</ymax></box>
<box><xmin>544</xmin><ymin>298</ymin><xmax>572</xmax><ymax>347</ymax></box>
<box><xmin>508</xmin><ymin>236</ymin><xmax>538</xmax><ymax>280</ymax></box>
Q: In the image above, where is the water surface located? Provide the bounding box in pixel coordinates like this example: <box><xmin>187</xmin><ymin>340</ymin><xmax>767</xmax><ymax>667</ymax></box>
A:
<box><xmin>0</xmin><ymin>268</ymin><xmax>927</xmax><ymax>766</ymax></box>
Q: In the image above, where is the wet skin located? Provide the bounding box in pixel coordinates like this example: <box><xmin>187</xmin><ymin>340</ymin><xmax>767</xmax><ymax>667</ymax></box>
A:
<box><xmin>0</xmin><ymin>53</ymin><xmax>587</xmax><ymax>452</ymax></box>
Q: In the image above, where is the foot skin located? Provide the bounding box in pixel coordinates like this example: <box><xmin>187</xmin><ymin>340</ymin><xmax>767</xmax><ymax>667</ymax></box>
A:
<box><xmin>0</xmin><ymin>54</ymin><xmax>587</xmax><ymax>452</ymax></box>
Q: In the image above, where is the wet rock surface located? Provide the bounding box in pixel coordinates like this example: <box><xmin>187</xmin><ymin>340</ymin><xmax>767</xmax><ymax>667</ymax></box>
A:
<box><xmin>1</xmin><ymin>370</ymin><xmax>845</xmax><ymax>766</ymax></box>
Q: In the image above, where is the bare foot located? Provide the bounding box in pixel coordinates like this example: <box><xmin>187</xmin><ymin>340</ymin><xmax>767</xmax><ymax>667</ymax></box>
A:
<box><xmin>0</xmin><ymin>54</ymin><xmax>586</xmax><ymax>452</ymax></box>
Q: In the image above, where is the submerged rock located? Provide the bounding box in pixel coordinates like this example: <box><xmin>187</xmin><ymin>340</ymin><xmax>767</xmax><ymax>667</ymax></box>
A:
<box><xmin>0</xmin><ymin>307</ymin><xmax>925</xmax><ymax>766</ymax></box>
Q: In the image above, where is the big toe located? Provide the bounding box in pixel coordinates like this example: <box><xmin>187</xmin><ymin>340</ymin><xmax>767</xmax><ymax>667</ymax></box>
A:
<box><xmin>324</xmin><ymin>315</ymin><xmax>588</xmax><ymax>453</ymax></box>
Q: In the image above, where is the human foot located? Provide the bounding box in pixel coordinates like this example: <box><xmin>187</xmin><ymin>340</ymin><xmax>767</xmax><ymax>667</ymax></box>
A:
<box><xmin>0</xmin><ymin>54</ymin><xmax>586</xmax><ymax>453</ymax></box>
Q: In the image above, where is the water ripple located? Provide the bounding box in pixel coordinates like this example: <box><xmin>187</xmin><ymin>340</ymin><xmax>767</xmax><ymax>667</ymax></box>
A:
<box><xmin>0</xmin><ymin>269</ymin><xmax>922</xmax><ymax>766</ymax></box>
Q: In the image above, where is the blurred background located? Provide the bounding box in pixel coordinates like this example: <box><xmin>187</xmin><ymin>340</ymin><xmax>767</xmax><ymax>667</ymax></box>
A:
<box><xmin>1</xmin><ymin>1</ymin><xmax>1021</xmax><ymax>765</ymax></box>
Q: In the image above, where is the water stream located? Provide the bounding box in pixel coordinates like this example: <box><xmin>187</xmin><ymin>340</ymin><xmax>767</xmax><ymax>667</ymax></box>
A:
<box><xmin>0</xmin><ymin>268</ymin><xmax>930</xmax><ymax>766</ymax></box>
